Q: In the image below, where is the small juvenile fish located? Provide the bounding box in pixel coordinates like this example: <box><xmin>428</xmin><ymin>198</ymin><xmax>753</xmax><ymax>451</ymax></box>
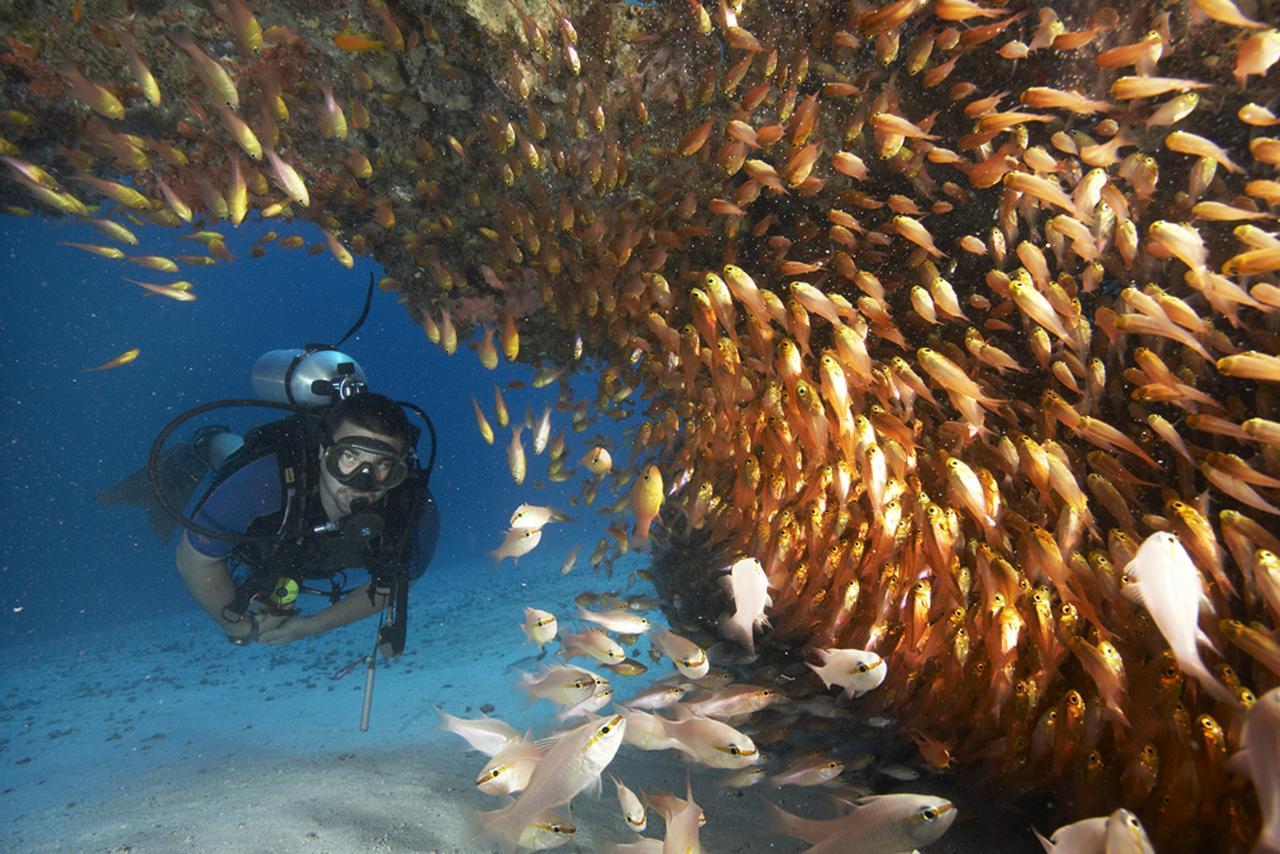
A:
<box><xmin>578</xmin><ymin>607</ymin><xmax>650</xmax><ymax>635</ymax></box>
<box><xmin>436</xmin><ymin>708</ymin><xmax>521</xmax><ymax>757</ymax></box>
<box><xmin>622</xmin><ymin>683</ymin><xmax>688</xmax><ymax>711</ymax></box>
<box><xmin>767</xmin><ymin>753</ymin><xmax>845</xmax><ymax>787</ymax></box>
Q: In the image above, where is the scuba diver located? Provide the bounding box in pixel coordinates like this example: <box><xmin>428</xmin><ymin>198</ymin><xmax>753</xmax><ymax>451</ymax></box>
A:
<box><xmin>176</xmin><ymin>389</ymin><xmax>439</xmax><ymax>648</ymax></box>
<box><xmin>100</xmin><ymin>279</ymin><xmax>440</xmax><ymax>659</ymax></box>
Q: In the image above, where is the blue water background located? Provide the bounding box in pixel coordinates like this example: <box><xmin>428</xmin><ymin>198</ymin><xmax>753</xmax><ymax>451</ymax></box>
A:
<box><xmin>0</xmin><ymin>212</ymin><xmax>619</xmax><ymax>649</ymax></box>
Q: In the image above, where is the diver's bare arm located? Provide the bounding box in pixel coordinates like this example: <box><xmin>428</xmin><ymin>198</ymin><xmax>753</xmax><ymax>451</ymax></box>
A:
<box><xmin>303</xmin><ymin>581</ymin><xmax>389</xmax><ymax>634</ymax></box>
<box><xmin>176</xmin><ymin>536</ymin><xmax>252</xmax><ymax>639</ymax></box>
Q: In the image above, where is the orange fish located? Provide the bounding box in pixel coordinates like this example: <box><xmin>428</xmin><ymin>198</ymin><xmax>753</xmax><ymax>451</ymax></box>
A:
<box><xmin>332</xmin><ymin>32</ymin><xmax>385</xmax><ymax>52</ymax></box>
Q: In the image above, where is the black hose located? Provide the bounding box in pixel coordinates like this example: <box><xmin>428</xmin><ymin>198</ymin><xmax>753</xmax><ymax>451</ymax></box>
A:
<box><xmin>335</xmin><ymin>273</ymin><xmax>376</xmax><ymax>348</ymax></box>
<box><xmin>148</xmin><ymin>399</ymin><xmax>296</xmax><ymax>543</ymax></box>
<box><xmin>398</xmin><ymin>401</ymin><xmax>438</xmax><ymax>482</ymax></box>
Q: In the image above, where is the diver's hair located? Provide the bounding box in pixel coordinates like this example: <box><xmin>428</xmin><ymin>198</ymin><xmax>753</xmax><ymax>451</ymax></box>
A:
<box><xmin>324</xmin><ymin>393</ymin><xmax>415</xmax><ymax>449</ymax></box>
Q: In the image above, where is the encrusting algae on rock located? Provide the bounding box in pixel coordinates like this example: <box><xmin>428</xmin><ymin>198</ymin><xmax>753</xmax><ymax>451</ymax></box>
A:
<box><xmin>3</xmin><ymin>0</ymin><xmax>1280</xmax><ymax>848</ymax></box>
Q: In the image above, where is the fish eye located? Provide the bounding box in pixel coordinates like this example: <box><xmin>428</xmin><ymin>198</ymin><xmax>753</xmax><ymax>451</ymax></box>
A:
<box><xmin>857</xmin><ymin>663</ymin><xmax>869</xmax><ymax>673</ymax></box>
<box><xmin>600</xmin><ymin>724</ymin><xmax>612</xmax><ymax>733</ymax></box>
<box><xmin>728</xmin><ymin>744</ymin><xmax>740</xmax><ymax>755</ymax></box>
<box><xmin>921</xmin><ymin>807</ymin><xmax>938</xmax><ymax>822</ymax></box>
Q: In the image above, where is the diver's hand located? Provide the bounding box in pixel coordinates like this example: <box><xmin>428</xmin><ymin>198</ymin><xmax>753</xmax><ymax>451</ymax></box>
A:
<box><xmin>256</xmin><ymin>613</ymin><xmax>316</xmax><ymax>645</ymax></box>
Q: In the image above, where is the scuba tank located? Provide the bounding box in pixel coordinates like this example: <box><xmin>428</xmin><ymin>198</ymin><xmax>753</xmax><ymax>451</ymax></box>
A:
<box><xmin>251</xmin><ymin>346</ymin><xmax>368</xmax><ymax>407</ymax></box>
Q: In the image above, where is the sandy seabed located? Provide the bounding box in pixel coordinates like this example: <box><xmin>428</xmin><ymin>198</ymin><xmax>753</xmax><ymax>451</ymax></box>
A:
<box><xmin>1</xmin><ymin>557</ymin><xmax>1038</xmax><ymax>853</ymax></box>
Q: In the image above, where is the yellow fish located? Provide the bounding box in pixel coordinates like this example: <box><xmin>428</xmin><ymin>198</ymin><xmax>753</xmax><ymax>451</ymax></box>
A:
<box><xmin>82</xmin><ymin>347</ymin><xmax>140</xmax><ymax>373</ymax></box>
<box><xmin>629</xmin><ymin>464</ymin><xmax>664</xmax><ymax>550</ymax></box>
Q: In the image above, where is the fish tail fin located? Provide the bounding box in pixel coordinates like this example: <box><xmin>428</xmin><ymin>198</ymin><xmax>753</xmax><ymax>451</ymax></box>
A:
<box><xmin>467</xmin><ymin>804</ymin><xmax>519</xmax><ymax>853</ymax></box>
<box><xmin>719</xmin><ymin>612</ymin><xmax>752</xmax><ymax>655</ymax></box>
<box><xmin>1195</xmin><ymin>627</ymin><xmax>1221</xmax><ymax>656</ymax></box>
<box><xmin>805</xmin><ymin>660</ymin><xmax>832</xmax><ymax>689</ymax></box>
<box><xmin>764</xmin><ymin>799</ymin><xmax>826</xmax><ymax>845</ymax></box>
<box><xmin>1188</xmin><ymin>658</ymin><xmax>1237</xmax><ymax>706</ymax></box>
<box><xmin>630</xmin><ymin>524</ymin><xmax>651</xmax><ymax>551</ymax></box>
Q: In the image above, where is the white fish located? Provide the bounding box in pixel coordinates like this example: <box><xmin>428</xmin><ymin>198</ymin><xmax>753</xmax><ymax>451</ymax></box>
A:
<box><xmin>437</xmin><ymin>708</ymin><xmax>521</xmax><ymax>757</ymax></box>
<box><xmin>648</xmin><ymin>624</ymin><xmax>710</xmax><ymax>678</ymax></box>
<box><xmin>476</xmin><ymin>713</ymin><xmax>626</xmax><ymax>851</ymax></box>
<box><xmin>611</xmin><ymin>774</ymin><xmax>647</xmax><ymax>832</ymax></box>
<box><xmin>621</xmin><ymin>708</ymin><xmax>679</xmax><ymax>751</ymax></box>
<box><xmin>602</xmin><ymin>838</ymin><xmax>663</xmax><ymax>853</ymax></box>
<box><xmin>1237</xmin><ymin>687</ymin><xmax>1280</xmax><ymax>853</ymax></box>
<box><xmin>644</xmin><ymin>786</ymin><xmax>707</xmax><ymax>827</ymax></box>
<box><xmin>533</xmin><ymin>404</ymin><xmax>553</xmax><ymax>455</ymax></box>
<box><xmin>1033</xmin><ymin>815</ymin><xmax>1107</xmax><ymax>852</ymax></box>
<box><xmin>767</xmin><ymin>793</ymin><xmax>957</xmax><ymax>854</ymax></box>
<box><xmin>510</xmin><ymin>503</ymin><xmax>567</xmax><ymax>531</ymax></box>
<box><xmin>662</xmin><ymin>777</ymin><xmax>704</xmax><ymax>853</ymax></box>
<box><xmin>767</xmin><ymin>753</ymin><xmax>845</xmax><ymax>787</ymax></box>
<box><xmin>490</xmin><ymin>527</ymin><xmax>543</xmax><ymax>565</ymax></box>
<box><xmin>720</xmin><ymin>765</ymin><xmax>768</xmax><ymax>789</ymax></box>
<box><xmin>1104</xmin><ymin>808</ymin><xmax>1155</xmax><ymax>854</ymax></box>
<box><xmin>658</xmin><ymin>704</ymin><xmax>760</xmax><ymax>769</ymax></box>
<box><xmin>622</xmin><ymin>683</ymin><xmax>689</xmax><ymax>711</ymax></box>
<box><xmin>807</xmin><ymin>647</ymin><xmax>887</xmax><ymax>698</ymax></box>
<box><xmin>1123</xmin><ymin>532</ymin><xmax>1235</xmax><ymax>704</ymax></box>
<box><xmin>558</xmin><ymin>684</ymin><xmax>615</xmax><ymax>721</ymax></box>
<box><xmin>560</xmin><ymin>627</ymin><xmax>626</xmax><ymax>665</ymax></box>
<box><xmin>877</xmin><ymin>764</ymin><xmax>921</xmax><ymax>781</ymax></box>
<box><xmin>516</xmin><ymin>810</ymin><xmax>576</xmax><ymax>851</ymax></box>
<box><xmin>522</xmin><ymin>607</ymin><xmax>558</xmax><ymax>650</ymax></box>
<box><xmin>519</xmin><ymin>665</ymin><xmax>600</xmax><ymax>708</ymax></box>
<box><xmin>477</xmin><ymin>734</ymin><xmax>545</xmax><ymax>795</ymax></box>
<box><xmin>578</xmin><ymin>606</ymin><xmax>651</xmax><ymax>635</ymax></box>
<box><xmin>719</xmin><ymin>556</ymin><xmax>772</xmax><ymax>656</ymax></box>
<box><xmin>683</xmin><ymin>683</ymin><xmax>780</xmax><ymax>719</ymax></box>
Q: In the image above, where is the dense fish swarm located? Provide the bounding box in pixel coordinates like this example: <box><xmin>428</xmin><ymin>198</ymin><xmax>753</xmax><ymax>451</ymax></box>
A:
<box><xmin>4</xmin><ymin>0</ymin><xmax>1280</xmax><ymax>848</ymax></box>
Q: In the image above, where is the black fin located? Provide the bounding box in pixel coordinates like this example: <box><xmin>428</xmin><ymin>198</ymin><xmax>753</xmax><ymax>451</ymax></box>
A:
<box><xmin>97</xmin><ymin>442</ymin><xmax>209</xmax><ymax>542</ymax></box>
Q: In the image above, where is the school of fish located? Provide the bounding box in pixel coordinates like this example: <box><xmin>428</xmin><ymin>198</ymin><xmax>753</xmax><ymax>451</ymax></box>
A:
<box><xmin>3</xmin><ymin>0</ymin><xmax>1280</xmax><ymax>849</ymax></box>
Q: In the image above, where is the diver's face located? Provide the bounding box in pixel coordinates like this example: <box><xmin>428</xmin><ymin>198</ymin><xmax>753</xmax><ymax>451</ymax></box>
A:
<box><xmin>319</xmin><ymin>421</ymin><xmax>407</xmax><ymax>519</ymax></box>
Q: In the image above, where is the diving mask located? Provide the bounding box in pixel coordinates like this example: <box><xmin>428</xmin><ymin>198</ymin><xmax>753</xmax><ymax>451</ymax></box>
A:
<box><xmin>322</xmin><ymin>436</ymin><xmax>409</xmax><ymax>492</ymax></box>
